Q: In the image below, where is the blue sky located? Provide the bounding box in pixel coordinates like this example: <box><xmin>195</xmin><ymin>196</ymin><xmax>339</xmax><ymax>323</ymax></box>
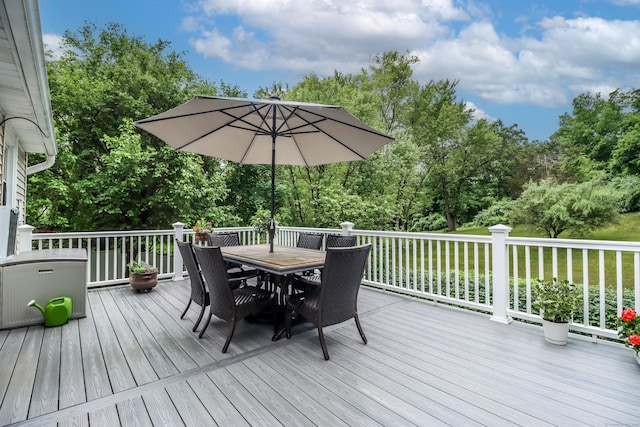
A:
<box><xmin>39</xmin><ymin>0</ymin><xmax>640</xmax><ymax>142</ymax></box>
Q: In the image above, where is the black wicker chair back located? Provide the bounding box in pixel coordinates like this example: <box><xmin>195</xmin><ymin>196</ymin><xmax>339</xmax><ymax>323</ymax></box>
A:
<box><xmin>296</xmin><ymin>232</ymin><xmax>324</xmax><ymax>250</ymax></box>
<box><xmin>207</xmin><ymin>232</ymin><xmax>240</xmax><ymax>247</ymax></box>
<box><xmin>326</xmin><ymin>234</ymin><xmax>357</xmax><ymax>248</ymax></box>
<box><xmin>193</xmin><ymin>245</ymin><xmax>273</xmax><ymax>351</ymax></box>
<box><xmin>286</xmin><ymin>244</ymin><xmax>372</xmax><ymax>360</ymax></box>
<box><xmin>207</xmin><ymin>232</ymin><xmax>251</xmax><ymax>272</ymax></box>
<box><xmin>176</xmin><ymin>240</ymin><xmax>209</xmax><ymax>332</ymax></box>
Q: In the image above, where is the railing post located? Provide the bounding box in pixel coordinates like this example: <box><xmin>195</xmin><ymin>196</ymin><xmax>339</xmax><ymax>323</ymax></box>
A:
<box><xmin>18</xmin><ymin>224</ymin><xmax>35</xmax><ymax>253</ymax></box>
<box><xmin>340</xmin><ymin>221</ymin><xmax>354</xmax><ymax>236</ymax></box>
<box><xmin>173</xmin><ymin>222</ymin><xmax>184</xmax><ymax>281</ymax></box>
<box><xmin>489</xmin><ymin>224</ymin><xmax>513</xmax><ymax>324</ymax></box>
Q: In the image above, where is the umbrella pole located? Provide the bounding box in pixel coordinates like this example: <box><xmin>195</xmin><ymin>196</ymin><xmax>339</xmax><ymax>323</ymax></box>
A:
<box><xmin>269</xmin><ymin>123</ymin><xmax>276</xmax><ymax>253</ymax></box>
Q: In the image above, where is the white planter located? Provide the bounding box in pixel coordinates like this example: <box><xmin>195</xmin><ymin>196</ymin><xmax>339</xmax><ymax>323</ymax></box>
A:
<box><xmin>542</xmin><ymin>319</ymin><xmax>569</xmax><ymax>345</ymax></box>
<box><xmin>636</xmin><ymin>353</ymin><xmax>640</xmax><ymax>366</ymax></box>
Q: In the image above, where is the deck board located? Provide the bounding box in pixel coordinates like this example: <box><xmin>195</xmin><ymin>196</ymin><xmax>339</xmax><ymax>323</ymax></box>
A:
<box><xmin>141</xmin><ymin>389</ymin><xmax>185</xmax><ymax>427</ymax></box>
<box><xmin>118</xmin><ymin>287</ymin><xmax>199</xmax><ymax>373</ymax></box>
<box><xmin>164</xmin><ymin>381</ymin><xmax>216</xmax><ymax>426</ymax></box>
<box><xmin>88</xmin><ymin>406</ymin><xmax>119</xmax><ymax>427</ymax></box>
<box><xmin>28</xmin><ymin>326</ymin><xmax>60</xmax><ymax>418</ymax></box>
<box><xmin>0</xmin><ymin>327</ymin><xmax>42</xmax><ymax>424</ymax></box>
<box><xmin>111</xmin><ymin>289</ymin><xmax>180</xmax><ymax>379</ymax></box>
<box><xmin>0</xmin><ymin>328</ymin><xmax>26</xmax><ymax>407</ymax></box>
<box><xmin>59</xmin><ymin>320</ymin><xmax>86</xmax><ymax>409</ymax></box>
<box><xmin>99</xmin><ymin>291</ymin><xmax>159</xmax><ymax>386</ymax></box>
<box><xmin>116</xmin><ymin>396</ymin><xmax>153</xmax><ymax>427</ymax></box>
<box><xmin>1</xmin><ymin>280</ymin><xmax>638</xmax><ymax>426</ymax></box>
<box><xmin>88</xmin><ymin>291</ymin><xmax>137</xmax><ymax>394</ymax></box>
<box><xmin>186</xmin><ymin>374</ymin><xmax>250</xmax><ymax>426</ymax></box>
<box><xmin>78</xmin><ymin>296</ymin><xmax>112</xmax><ymax>401</ymax></box>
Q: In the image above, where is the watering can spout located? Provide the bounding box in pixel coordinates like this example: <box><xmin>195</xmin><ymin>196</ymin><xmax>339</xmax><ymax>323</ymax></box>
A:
<box><xmin>27</xmin><ymin>299</ymin><xmax>46</xmax><ymax>316</ymax></box>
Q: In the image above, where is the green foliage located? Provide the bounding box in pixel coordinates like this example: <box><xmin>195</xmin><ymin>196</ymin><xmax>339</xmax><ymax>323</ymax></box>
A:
<box><xmin>552</xmin><ymin>89</ymin><xmax>640</xmax><ymax>180</ymax></box>
<box><xmin>408</xmin><ymin>213</ymin><xmax>448</xmax><ymax>232</ymax></box>
<box><xmin>532</xmin><ymin>278</ymin><xmax>579</xmax><ymax>323</ymax></box>
<box><xmin>510</xmin><ymin>177</ymin><xmax>620</xmax><ymax>238</ymax></box>
<box><xmin>406</xmin><ymin>82</ymin><xmax>526</xmax><ymax>231</ymax></box>
<box><xmin>250</xmin><ymin>209</ymin><xmax>273</xmax><ymax>235</ymax></box>
<box><xmin>30</xmin><ymin>20</ymin><xmax>638</xmax><ymax>239</ymax></box>
<box><xmin>28</xmin><ymin>22</ymin><xmax>243</xmax><ymax>231</ymax></box>
<box><xmin>127</xmin><ymin>260</ymin><xmax>157</xmax><ymax>274</ymax></box>
<box><xmin>473</xmin><ymin>199</ymin><xmax>515</xmax><ymax>226</ymax></box>
<box><xmin>609</xmin><ymin>175</ymin><xmax>640</xmax><ymax>213</ymax></box>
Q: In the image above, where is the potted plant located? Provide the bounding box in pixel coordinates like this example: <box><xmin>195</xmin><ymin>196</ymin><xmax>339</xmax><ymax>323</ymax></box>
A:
<box><xmin>533</xmin><ymin>278</ymin><xmax>579</xmax><ymax>345</ymax></box>
<box><xmin>615</xmin><ymin>308</ymin><xmax>640</xmax><ymax>366</ymax></box>
<box><xmin>192</xmin><ymin>220</ymin><xmax>212</xmax><ymax>242</ymax></box>
<box><xmin>128</xmin><ymin>261</ymin><xmax>158</xmax><ymax>292</ymax></box>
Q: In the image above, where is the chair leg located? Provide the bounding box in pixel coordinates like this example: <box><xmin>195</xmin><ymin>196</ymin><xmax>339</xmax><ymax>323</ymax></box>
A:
<box><xmin>354</xmin><ymin>313</ymin><xmax>367</xmax><ymax>344</ymax></box>
<box><xmin>222</xmin><ymin>319</ymin><xmax>237</xmax><ymax>353</ymax></box>
<box><xmin>318</xmin><ymin>326</ymin><xmax>330</xmax><ymax>360</ymax></box>
<box><xmin>180</xmin><ymin>300</ymin><xmax>192</xmax><ymax>319</ymax></box>
<box><xmin>192</xmin><ymin>304</ymin><xmax>205</xmax><ymax>332</ymax></box>
<box><xmin>198</xmin><ymin>312</ymin><xmax>213</xmax><ymax>338</ymax></box>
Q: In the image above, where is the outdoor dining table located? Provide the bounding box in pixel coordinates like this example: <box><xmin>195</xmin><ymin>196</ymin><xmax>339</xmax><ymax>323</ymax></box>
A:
<box><xmin>220</xmin><ymin>243</ymin><xmax>326</xmax><ymax>340</ymax></box>
<box><xmin>220</xmin><ymin>243</ymin><xmax>326</xmax><ymax>276</ymax></box>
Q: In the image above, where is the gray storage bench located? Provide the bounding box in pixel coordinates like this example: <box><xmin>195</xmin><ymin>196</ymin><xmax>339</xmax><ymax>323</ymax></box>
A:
<box><xmin>0</xmin><ymin>248</ymin><xmax>87</xmax><ymax>329</ymax></box>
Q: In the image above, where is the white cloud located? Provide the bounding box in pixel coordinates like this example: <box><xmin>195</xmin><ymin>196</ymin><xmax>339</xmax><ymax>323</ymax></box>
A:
<box><xmin>185</xmin><ymin>0</ymin><xmax>640</xmax><ymax>109</ymax></box>
<box><xmin>42</xmin><ymin>33</ymin><xmax>64</xmax><ymax>60</ymax></box>
<box><xmin>465</xmin><ymin>101</ymin><xmax>494</xmax><ymax>123</ymax></box>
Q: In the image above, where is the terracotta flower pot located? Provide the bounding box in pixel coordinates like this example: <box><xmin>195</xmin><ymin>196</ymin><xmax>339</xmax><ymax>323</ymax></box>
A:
<box><xmin>130</xmin><ymin>272</ymin><xmax>158</xmax><ymax>292</ymax></box>
<box><xmin>195</xmin><ymin>232</ymin><xmax>208</xmax><ymax>242</ymax></box>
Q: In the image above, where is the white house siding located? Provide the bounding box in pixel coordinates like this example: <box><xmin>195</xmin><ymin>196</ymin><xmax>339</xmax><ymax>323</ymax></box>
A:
<box><xmin>17</xmin><ymin>146</ymin><xmax>26</xmax><ymax>220</ymax></box>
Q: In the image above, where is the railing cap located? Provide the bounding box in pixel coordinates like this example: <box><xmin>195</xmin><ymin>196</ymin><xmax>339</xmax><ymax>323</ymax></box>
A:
<box><xmin>488</xmin><ymin>224</ymin><xmax>512</xmax><ymax>233</ymax></box>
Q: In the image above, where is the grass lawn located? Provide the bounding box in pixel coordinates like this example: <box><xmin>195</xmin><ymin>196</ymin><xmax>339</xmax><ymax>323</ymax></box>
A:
<box><xmin>452</xmin><ymin>211</ymin><xmax>640</xmax><ymax>241</ymax></box>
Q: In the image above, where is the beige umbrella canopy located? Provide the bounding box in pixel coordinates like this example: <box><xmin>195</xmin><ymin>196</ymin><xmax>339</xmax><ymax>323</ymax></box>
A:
<box><xmin>135</xmin><ymin>96</ymin><xmax>394</xmax><ymax>251</ymax></box>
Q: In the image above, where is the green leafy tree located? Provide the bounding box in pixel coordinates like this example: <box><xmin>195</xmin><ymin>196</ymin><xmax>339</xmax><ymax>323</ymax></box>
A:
<box><xmin>552</xmin><ymin>89</ymin><xmax>639</xmax><ymax>180</ymax></box>
<box><xmin>281</xmin><ymin>51</ymin><xmax>421</xmax><ymax>230</ymax></box>
<box><xmin>28</xmin><ymin>22</ymin><xmax>242</xmax><ymax>231</ymax></box>
<box><xmin>408</xmin><ymin>80</ymin><xmax>514</xmax><ymax>231</ymax></box>
<box><xmin>510</xmin><ymin>177</ymin><xmax>620</xmax><ymax>238</ymax></box>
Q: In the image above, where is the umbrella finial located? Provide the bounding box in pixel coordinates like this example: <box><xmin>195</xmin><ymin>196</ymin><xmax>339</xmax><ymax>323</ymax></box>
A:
<box><xmin>269</xmin><ymin>96</ymin><xmax>280</xmax><ymax>101</ymax></box>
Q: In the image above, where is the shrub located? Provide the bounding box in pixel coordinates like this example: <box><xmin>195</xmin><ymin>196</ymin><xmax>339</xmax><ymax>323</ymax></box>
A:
<box><xmin>473</xmin><ymin>199</ymin><xmax>515</xmax><ymax>226</ymax></box>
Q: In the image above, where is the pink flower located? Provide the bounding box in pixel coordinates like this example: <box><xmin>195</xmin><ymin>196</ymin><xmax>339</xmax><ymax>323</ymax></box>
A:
<box><xmin>629</xmin><ymin>335</ymin><xmax>640</xmax><ymax>346</ymax></box>
<box><xmin>621</xmin><ymin>308</ymin><xmax>637</xmax><ymax>322</ymax></box>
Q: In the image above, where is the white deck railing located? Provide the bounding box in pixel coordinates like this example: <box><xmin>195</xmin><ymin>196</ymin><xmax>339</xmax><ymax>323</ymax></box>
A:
<box><xmin>17</xmin><ymin>222</ymin><xmax>640</xmax><ymax>342</ymax></box>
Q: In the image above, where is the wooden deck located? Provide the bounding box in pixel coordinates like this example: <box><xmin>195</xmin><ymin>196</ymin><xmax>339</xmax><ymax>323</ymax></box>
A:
<box><xmin>0</xmin><ymin>278</ymin><xmax>637</xmax><ymax>426</ymax></box>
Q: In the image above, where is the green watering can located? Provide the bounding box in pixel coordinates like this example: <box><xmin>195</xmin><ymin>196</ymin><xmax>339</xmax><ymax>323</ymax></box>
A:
<box><xmin>27</xmin><ymin>297</ymin><xmax>72</xmax><ymax>327</ymax></box>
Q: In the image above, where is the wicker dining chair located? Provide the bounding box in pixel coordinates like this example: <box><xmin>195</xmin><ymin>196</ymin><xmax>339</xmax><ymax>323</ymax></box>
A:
<box><xmin>326</xmin><ymin>234</ymin><xmax>357</xmax><ymax>248</ymax></box>
<box><xmin>296</xmin><ymin>232</ymin><xmax>324</xmax><ymax>250</ymax></box>
<box><xmin>285</xmin><ymin>244</ymin><xmax>372</xmax><ymax>360</ymax></box>
<box><xmin>207</xmin><ymin>232</ymin><xmax>243</xmax><ymax>270</ymax></box>
<box><xmin>206</xmin><ymin>231</ymin><xmax>260</xmax><ymax>283</ymax></box>
<box><xmin>207</xmin><ymin>231</ymin><xmax>241</xmax><ymax>247</ymax></box>
<box><xmin>295</xmin><ymin>232</ymin><xmax>324</xmax><ymax>279</ymax></box>
<box><xmin>193</xmin><ymin>245</ymin><xmax>274</xmax><ymax>350</ymax></box>
<box><xmin>176</xmin><ymin>240</ymin><xmax>209</xmax><ymax>332</ymax></box>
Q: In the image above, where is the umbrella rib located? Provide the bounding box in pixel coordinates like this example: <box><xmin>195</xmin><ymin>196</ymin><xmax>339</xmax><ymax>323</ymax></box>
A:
<box><xmin>272</xmin><ymin>104</ymin><xmax>310</xmax><ymax>167</ymax></box>
<box><xmin>237</xmin><ymin>103</ymin><xmax>275</xmax><ymax>164</ymax></box>
<box><xmin>280</xmin><ymin>106</ymin><xmax>380</xmax><ymax>161</ymax></box>
<box><xmin>174</xmin><ymin>105</ymin><xmax>270</xmax><ymax>150</ymax></box>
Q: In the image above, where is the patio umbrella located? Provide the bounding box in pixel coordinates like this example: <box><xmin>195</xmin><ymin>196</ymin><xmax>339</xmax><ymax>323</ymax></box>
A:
<box><xmin>134</xmin><ymin>96</ymin><xmax>394</xmax><ymax>252</ymax></box>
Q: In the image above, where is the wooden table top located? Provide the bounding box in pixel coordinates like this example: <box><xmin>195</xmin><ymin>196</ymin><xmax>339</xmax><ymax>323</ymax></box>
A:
<box><xmin>220</xmin><ymin>244</ymin><xmax>325</xmax><ymax>275</ymax></box>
